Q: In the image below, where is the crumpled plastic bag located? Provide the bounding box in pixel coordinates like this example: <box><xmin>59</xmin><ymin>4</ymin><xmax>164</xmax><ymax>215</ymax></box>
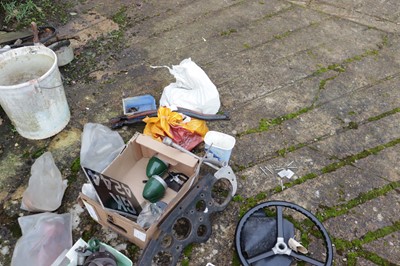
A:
<box><xmin>137</xmin><ymin>203</ymin><xmax>163</xmax><ymax>229</ymax></box>
<box><xmin>80</xmin><ymin>123</ymin><xmax>125</xmax><ymax>173</ymax></box>
<box><xmin>154</xmin><ymin>58</ymin><xmax>220</xmax><ymax>114</ymax></box>
<box><xmin>21</xmin><ymin>152</ymin><xmax>68</xmax><ymax>212</ymax></box>
<box><xmin>11</xmin><ymin>212</ymin><xmax>72</xmax><ymax>266</ymax></box>
<box><xmin>143</xmin><ymin>107</ymin><xmax>208</xmax><ymax>150</ymax></box>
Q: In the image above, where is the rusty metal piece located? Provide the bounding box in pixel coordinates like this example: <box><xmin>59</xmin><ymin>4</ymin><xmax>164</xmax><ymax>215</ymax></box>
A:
<box><xmin>31</xmin><ymin>22</ymin><xmax>40</xmax><ymax>44</ymax></box>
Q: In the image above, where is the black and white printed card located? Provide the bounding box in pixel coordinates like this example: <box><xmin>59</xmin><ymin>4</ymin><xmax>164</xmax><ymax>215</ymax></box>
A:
<box><xmin>83</xmin><ymin>167</ymin><xmax>142</xmax><ymax>219</ymax></box>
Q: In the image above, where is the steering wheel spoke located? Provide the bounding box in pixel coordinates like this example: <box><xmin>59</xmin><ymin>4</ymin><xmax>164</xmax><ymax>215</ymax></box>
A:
<box><xmin>276</xmin><ymin>206</ymin><xmax>284</xmax><ymax>238</ymax></box>
<box><xmin>248</xmin><ymin>250</ymin><xmax>275</xmax><ymax>264</ymax></box>
<box><xmin>291</xmin><ymin>251</ymin><xmax>325</xmax><ymax>266</ymax></box>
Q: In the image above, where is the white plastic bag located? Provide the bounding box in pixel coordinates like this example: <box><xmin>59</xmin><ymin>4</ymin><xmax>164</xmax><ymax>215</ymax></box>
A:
<box><xmin>21</xmin><ymin>152</ymin><xmax>68</xmax><ymax>212</ymax></box>
<box><xmin>11</xmin><ymin>212</ymin><xmax>72</xmax><ymax>266</ymax></box>
<box><xmin>155</xmin><ymin>58</ymin><xmax>221</xmax><ymax>114</ymax></box>
<box><xmin>80</xmin><ymin>123</ymin><xmax>125</xmax><ymax>173</ymax></box>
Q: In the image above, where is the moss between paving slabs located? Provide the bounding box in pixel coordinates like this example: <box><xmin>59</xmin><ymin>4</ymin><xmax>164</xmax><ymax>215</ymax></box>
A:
<box><xmin>68</xmin><ymin>156</ymin><xmax>80</xmax><ymax>184</ymax></box>
<box><xmin>316</xmin><ymin>181</ymin><xmax>400</xmax><ymax>222</ymax></box>
<box><xmin>181</xmin><ymin>243</ymin><xmax>194</xmax><ymax>266</ymax></box>
<box><xmin>112</xmin><ymin>6</ymin><xmax>128</xmax><ymax>27</ymax></box>
<box><xmin>333</xmin><ymin>220</ymin><xmax>400</xmax><ymax>265</ymax></box>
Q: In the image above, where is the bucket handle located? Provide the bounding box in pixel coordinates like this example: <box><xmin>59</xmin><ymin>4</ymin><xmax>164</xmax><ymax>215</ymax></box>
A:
<box><xmin>31</xmin><ymin>79</ymin><xmax>63</xmax><ymax>93</ymax></box>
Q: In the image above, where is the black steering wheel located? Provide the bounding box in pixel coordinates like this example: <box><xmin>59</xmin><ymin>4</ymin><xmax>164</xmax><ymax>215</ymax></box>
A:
<box><xmin>235</xmin><ymin>201</ymin><xmax>333</xmax><ymax>266</ymax></box>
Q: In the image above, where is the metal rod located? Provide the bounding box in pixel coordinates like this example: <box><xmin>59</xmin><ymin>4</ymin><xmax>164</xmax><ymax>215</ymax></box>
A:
<box><xmin>265</xmin><ymin>166</ymin><xmax>274</xmax><ymax>175</ymax></box>
<box><xmin>260</xmin><ymin>167</ymin><xmax>269</xmax><ymax>176</ymax></box>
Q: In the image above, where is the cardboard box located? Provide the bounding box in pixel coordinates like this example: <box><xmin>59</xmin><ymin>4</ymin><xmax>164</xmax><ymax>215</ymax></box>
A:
<box><xmin>79</xmin><ymin>133</ymin><xmax>199</xmax><ymax>249</ymax></box>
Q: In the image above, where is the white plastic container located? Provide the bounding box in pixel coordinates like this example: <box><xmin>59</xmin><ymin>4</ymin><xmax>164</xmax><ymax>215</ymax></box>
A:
<box><xmin>204</xmin><ymin>131</ymin><xmax>236</xmax><ymax>164</ymax></box>
<box><xmin>0</xmin><ymin>45</ymin><xmax>70</xmax><ymax>139</ymax></box>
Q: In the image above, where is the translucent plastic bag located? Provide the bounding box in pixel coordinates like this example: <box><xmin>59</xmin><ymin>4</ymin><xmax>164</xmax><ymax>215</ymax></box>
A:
<box><xmin>11</xmin><ymin>212</ymin><xmax>72</xmax><ymax>266</ymax></box>
<box><xmin>154</xmin><ymin>58</ymin><xmax>221</xmax><ymax>114</ymax></box>
<box><xmin>137</xmin><ymin>203</ymin><xmax>163</xmax><ymax>229</ymax></box>
<box><xmin>80</xmin><ymin>123</ymin><xmax>125</xmax><ymax>173</ymax></box>
<box><xmin>21</xmin><ymin>152</ymin><xmax>68</xmax><ymax>212</ymax></box>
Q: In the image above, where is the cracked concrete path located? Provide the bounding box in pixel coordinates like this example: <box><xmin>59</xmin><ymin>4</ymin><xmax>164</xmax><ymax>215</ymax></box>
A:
<box><xmin>0</xmin><ymin>0</ymin><xmax>399</xmax><ymax>265</ymax></box>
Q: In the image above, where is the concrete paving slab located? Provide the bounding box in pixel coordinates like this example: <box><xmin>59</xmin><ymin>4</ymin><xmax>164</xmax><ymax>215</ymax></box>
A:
<box><xmin>234</xmin><ymin>146</ymin><xmax>339</xmax><ymax>201</ymax></box>
<box><xmin>363</xmin><ymin>231</ymin><xmax>400</xmax><ymax>264</ymax></box>
<box><xmin>269</xmin><ymin>165</ymin><xmax>389</xmax><ymax>214</ymax></box>
<box><xmin>309</xmin><ymin>112</ymin><xmax>400</xmax><ymax>158</ymax></box>
<box><xmin>290</xmin><ymin>0</ymin><xmax>400</xmax><ymax>33</ymax></box>
<box><xmin>354</xmin><ymin>146</ymin><xmax>400</xmax><ymax>182</ymax></box>
<box><xmin>324</xmin><ymin>190</ymin><xmax>400</xmax><ymax>241</ymax></box>
<box><xmin>317</xmin><ymin>0</ymin><xmax>400</xmax><ymax>23</ymax></box>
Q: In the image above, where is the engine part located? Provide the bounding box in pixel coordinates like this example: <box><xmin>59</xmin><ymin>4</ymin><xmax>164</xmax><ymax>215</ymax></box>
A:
<box><xmin>146</xmin><ymin>156</ymin><xmax>169</xmax><ymax>178</ymax></box>
<box><xmin>214</xmin><ymin>165</ymin><xmax>237</xmax><ymax>196</ymax></box>
<box><xmin>235</xmin><ymin>201</ymin><xmax>333</xmax><ymax>266</ymax></box>
<box><xmin>142</xmin><ymin>175</ymin><xmax>167</xmax><ymax>203</ymax></box>
<box><xmin>137</xmin><ymin>173</ymin><xmax>233</xmax><ymax>265</ymax></box>
<box><xmin>165</xmin><ymin>172</ymin><xmax>189</xmax><ymax>192</ymax></box>
<box><xmin>162</xmin><ymin>136</ymin><xmax>237</xmax><ymax>196</ymax></box>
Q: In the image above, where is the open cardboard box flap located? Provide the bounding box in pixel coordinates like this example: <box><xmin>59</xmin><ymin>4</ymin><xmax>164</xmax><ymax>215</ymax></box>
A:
<box><xmin>103</xmin><ymin>134</ymin><xmax>198</xmax><ymax>177</ymax></box>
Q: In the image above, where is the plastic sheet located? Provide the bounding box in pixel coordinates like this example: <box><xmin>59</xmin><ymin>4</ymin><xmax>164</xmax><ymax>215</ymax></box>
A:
<box><xmin>11</xmin><ymin>212</ymin><xmax>72</xmax><ymax>266</ymax></box>
<box><xmin>21</xmin><ymin>152</ymin><xmax>67</xmax><ymax>212</ymax></box>
<box><xmin>154</xmin><ymin>58</ymin><xmax>220</xmax><ymax>114</ymax></box>
<box><xmin>80</xmin><ymin>123</ymin><xmax>125</xmax><ymax>173</ymax></box>
<box><xmin>137</xmin><ymin>203</ymin><xmax>163</xmax><ymax>229</ymax></box>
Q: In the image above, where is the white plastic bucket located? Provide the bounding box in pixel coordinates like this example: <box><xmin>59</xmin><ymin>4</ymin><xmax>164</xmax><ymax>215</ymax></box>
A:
<box><xmin>204</xmin><ymin>131</ymin><xmax>236</xmax><ymax>164</ymax></box>
<box><xmin>0</xmin><ymin>45</ymin><xmax>70</xmax><ymax>139</ymax></box>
